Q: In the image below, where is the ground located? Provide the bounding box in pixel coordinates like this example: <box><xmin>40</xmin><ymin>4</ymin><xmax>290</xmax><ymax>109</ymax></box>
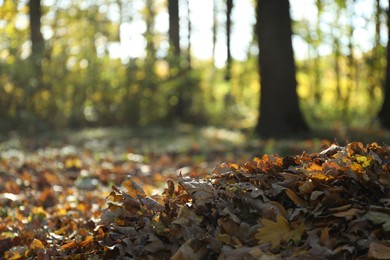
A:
<box><xmin>1</xmin><ymin>126</ymin><xmax>390</xmax><ymax>259</ymax></box>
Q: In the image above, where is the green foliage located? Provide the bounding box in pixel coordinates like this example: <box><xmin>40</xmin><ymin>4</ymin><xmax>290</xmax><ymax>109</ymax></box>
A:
<box><xmin>0</xmin><ymin>0</ymin><xmax>388</xmax><ymax>133</ymax></box>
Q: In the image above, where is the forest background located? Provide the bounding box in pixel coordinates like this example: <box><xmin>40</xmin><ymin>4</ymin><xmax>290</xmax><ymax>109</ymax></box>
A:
<box><xmin>1</xmin><ymin>0</ymin><xmax>390</xmax><ymax>138</ymax></box>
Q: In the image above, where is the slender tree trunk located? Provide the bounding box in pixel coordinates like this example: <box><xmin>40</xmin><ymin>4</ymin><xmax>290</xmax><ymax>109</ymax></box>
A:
<box><xmin>225</xmin><ymin>0</ymin><xmax>233</xmax><ymax>81</ymax></box>
<box><xmin>344</xmin><ymin>1</ymin><xmax>356</xmax><ymax>119</ymax></box>
<box><xmin>378</xmin><ymin>0</ymin><xmax>390</xmax><ymax>129</ymax></box>
<box><xmin>313</xmin><ymin>0</ymin><xmax>323</xmax><ymax>106</ymax></box>
<box><xmin>368</xmin><ymin>0</ymin><xmax>382</xmax><ymax>103</ymax></box>
<box><xmin>145</xmin><ymin>0</ymin><xmax>156</xmax><ymax>64</ymax></box>
<box><xmin>255</xmin><ymin>0</ymin><xmax>308</xmax><ymax>137</ymax></box>
<box><xmin>333</xmin><ymin>29</ymin><xmax>342</xmax><ymax>103</ymax></box>
<box><xmin>186</xmin><ymin>0</ymin><xmax>192</xmax><ymax>69</ymax></box>
<box><xmin>212</xmin><ymin>0</ymin><xmax>218</xmax><ymax>66</ymax></box>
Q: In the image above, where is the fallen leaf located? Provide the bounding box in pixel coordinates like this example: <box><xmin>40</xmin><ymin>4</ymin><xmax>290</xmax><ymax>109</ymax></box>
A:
<box><xmin>0</xmin><ymin>238</ymin><xmax>12</xmax><ymax>254</ymax></box>
<box><xmin>285</xmin><ymin>188</ymin><xmax>305</xmax><ymax>207</ymax></box>
<box><xmin>122</xmin><ymin>176</ymin><xmax>146</xmax><ymax>198</ymax></box>
<box><xmin>61</xmin><ymin>240</ymin><xmax>78</xmax><ymax>251</ymax></box>
<box><xmin>255</xmin><ymin>215</ymin><xmax>304</xmax><ymax>250</ymax></box>
<box><xmin>366</xmin><ymin>211</ymin><xmax>390</xmax><ymax>231</ymax></box>
<box><xmin>368</xmin><ymin>242</ymin><xmax>390</xmax><ymax>259</ymax></box>
<box><xmin>30</xmin><ymin>238</ymin><xmax>44</xmax><ymax>251</ymax></box>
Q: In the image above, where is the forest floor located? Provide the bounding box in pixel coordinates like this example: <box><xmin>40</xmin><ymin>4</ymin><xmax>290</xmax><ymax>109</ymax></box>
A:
<box><xmin>1</xmin><ymin>125</ymin><xmax>390</xmax><ymax>258</ymax></box>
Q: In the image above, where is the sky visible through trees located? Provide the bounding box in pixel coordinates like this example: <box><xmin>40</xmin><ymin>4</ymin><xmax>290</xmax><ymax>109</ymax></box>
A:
<box><xmin>68</xmin><ymin>0</ymin><xmax>390</xmax><ymax>63</ymax></box>
<box><xmin>9</xmin><ymin>0</ymin><xmax>388</xmax><ymax>65</ymax></box>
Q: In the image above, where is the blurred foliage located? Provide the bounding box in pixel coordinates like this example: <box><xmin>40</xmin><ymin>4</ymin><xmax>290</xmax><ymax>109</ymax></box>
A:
<box><xmin>0</xmin><ymin>0</ymin><xmax>388</xmax><ymax>133</ymax></box>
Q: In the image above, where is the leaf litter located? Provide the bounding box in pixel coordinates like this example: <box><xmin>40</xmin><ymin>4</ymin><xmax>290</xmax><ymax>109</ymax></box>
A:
<box><xmin>1</xmin><ymin>139</ymin><xmax>390</xmax><ymax>259</ymax></box>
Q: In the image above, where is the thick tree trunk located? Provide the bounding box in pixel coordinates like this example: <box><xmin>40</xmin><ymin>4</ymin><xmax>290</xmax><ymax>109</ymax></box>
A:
<box><xmin>29</xmin><ymin>0</ymin><xmax>44</xmax><ymax>84</ymax></box>
<box><xmin>255</xmin><ymin>0</ymin><xmax>308</xmax><ymax>137</ymax></box>
<box><xmin>378</xmin><ymin>1</ymin><xmax>390</xmax><ymax>129</ymax></box>
<box><xmin>168</xmin><ymin>0</ymin><xmax>180</xmax><ymax>57</ymax></box>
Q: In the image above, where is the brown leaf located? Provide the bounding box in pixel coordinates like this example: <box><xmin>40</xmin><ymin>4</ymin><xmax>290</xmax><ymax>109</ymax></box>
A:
<box><xmin>179</xmin><ymin>177</ymin><xmax>214</xmax><ymax>206</ymax></box>
<box><xmin>368</xmin><ymin>242</ymin><xmax>390</xmax><ymax>259</ymax></box>
<box><xmin>366</xmin><ymin>211</ymin><xmax>390</xmax><ymax>231</ymax></box>
<box><xmin>0</xmin><ymin>238</ymin><xmax>12</xmax><ymax>254</ymax></box>
<box><xmin>285</xmin><ymin>188</ymin><xmax>305</xmax><ymax>207</ymax></box>
<box><xmin>171</xmin><ymin>239</ymin><xmax>208</xmax><ymax>260</ymax></box>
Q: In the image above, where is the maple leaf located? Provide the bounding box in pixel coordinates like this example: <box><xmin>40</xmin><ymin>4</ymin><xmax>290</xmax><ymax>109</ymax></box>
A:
<box><xmin>255</xmin><ymin>215</ymin><xmax>304</xmax><ymax>250</ymax></box>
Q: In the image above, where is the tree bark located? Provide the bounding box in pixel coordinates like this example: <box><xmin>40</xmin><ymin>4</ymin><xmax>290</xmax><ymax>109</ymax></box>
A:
<box><xmin>378</xmin><ymin>0</ymin><xmax>390</xmax><ymax>129</ymax></box>
<box><xmin>145</xmin><ymin>0</ymin><xmax>156</xmax><ymax>64</ymax></box>
<box><xmin>212</xmin><ymin>0</ymin><xmax>218</xmax><ymax>66</ymax></box>
<box><xmin>168</xmin><ymin>0</ymin><xmax>180</xmax><ymax>57</ymax></box>
<box><xmin>225</xmin><ymin>0</ymin><xmax>233</xmax><ymax>81</ymax></box>
<box><xmin>255</xmin><ymin>0</ymin><xmax>308</xmax><ymax>137</ymax></box>
<box><xmin>186</xmin><ymin>0</ymin><xmax>191</xmax><ymax>69</ymax></box>
<box><xmin>29</xmin><ymin>0</ymin><xmax>44</xmax><ymax>84</ymax></box>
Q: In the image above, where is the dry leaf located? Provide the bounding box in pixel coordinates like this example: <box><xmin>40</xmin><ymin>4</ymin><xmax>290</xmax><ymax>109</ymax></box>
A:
<box><xmin>368</xmin><ymin>242</ymin><xmax>390</xmax><ymax>259</ymax></box>
<box><xmin>255</xmin><ymin>215</ymin><xmax>304</xmax><ymax>250</ymax></box>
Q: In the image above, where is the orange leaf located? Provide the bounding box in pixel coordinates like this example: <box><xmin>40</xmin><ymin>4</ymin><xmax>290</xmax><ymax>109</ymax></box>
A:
<box><xmin>80</xmin><ymin>236</ymin><xmax>93</xmax><ymax>248</ymax></box>
<box><xmin>122</xmin><ymin>177</ymin><xmax>146</xmax><ymax>198</ymax></box>
<box><xmin>60</xmin><ymin>241</ymin><xmax>78</xmax><ymax>251</ymax></box>
<box><xmin>228</xmin><ymin>163</ymin><xmax>239</xmax><ymax>170</ymax></box>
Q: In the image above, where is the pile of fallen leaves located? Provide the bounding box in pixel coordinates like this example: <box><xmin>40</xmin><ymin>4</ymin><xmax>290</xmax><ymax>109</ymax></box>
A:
<box><xmin>2</xmin><ymin>141</ymin><xmax>390</xmax><ymax>259</ymax></box>
<box><xmin>55</xmin><ymin>142</ymin><xmax>390</xmax><ymax>259</ymax></box>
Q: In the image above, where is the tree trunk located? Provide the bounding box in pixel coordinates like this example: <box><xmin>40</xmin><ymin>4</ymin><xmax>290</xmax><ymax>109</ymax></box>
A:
<box><xmin>145</xmin><ymin>0</ymin><xmax>156</xmax><ymax>64</ymax></box>
<box><xmin>313</xmin><ymin>0</ymin><xmax>323</xmax><ymax>106</ymax></box>
<box><xmin>332</xmin><ymin>5</ymin><xmax>343</xmax><ymax>105</ymax></box>
<box><xmin>225</xmin><ymin>0</ymin><xmax>233</xmax><ymax>81</ymax></box>
<box><xmin>212</xmin><ymin>0</ymin><xmax>218</xmax><ymax>66</ymax></box>
<box><xmin>368</xmin><ymin>0</ymin><xmax>382</xmax><ymax>104</ymax></box>
<box><xmin>28</xmin><ymin>0</ymin><xmax>44</xmax><ymax>86</ymax></box>
<box><xmin>378</xmin><ymin>0</ymin><xmax>390</xmax><ymax>129</ymax></box>
<box><xmin>255</xmin><ymin>0</ymin><xmax>308</xmax><ymax>137</ymax></box>
<box><xmin>186</xmin><ymin>0</ymin><xmax>191</xmax><ymax>69</ymax></box>
<box><xmin>168</xmin><ymin>0</ymin><xmax>180</xmax><ymax>57</ymax></box>
<box><xmin>344</xmin><ymin>0</ymin><xmax>357</xmax><ymax>120</ymax></box>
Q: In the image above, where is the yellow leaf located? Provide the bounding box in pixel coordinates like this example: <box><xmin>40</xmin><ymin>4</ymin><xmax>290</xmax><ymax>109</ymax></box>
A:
<box><xmin>30</xmin><ymin>238</ymin><xmax>44</xmax><ymax>251</ymax></box>
<box><xmin>256</xmin><ymin>215</ymin><xmax>289</xmax><ymax>249</ymax></box>
<box><xmin>351</xmin><ymin>162</ymin><xmax>364</xmax><ymax>174</ymax></box>
<box><xmin>308</xmin><ymin>171</ymin><xmax>333</xmax><ymax>181</ymax></box>
<box><xmin>255</xmin><ymin>215</ymin><xmax>304</xmax><ymax>250</ymax></box>
<box><xmin>355</xmin><ymin>155</ymin><xmax>372</xmax><ymax>168</ymax></box>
